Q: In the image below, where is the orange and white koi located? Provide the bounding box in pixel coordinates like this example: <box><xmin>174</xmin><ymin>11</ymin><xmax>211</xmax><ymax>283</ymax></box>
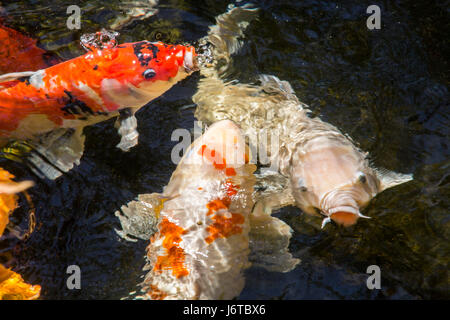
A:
<box><xmin>0</xmin><ymin>31</ymin><xmax>197</xmax><ymax>178</ymax></box>
<box><xmin>142</xmin><ymin>120</ymin><xmax>254</xmax><ymax>300</ymax></box>
<box><xmin>116</xmin><ymin>120</ymin><xmax>255</xmax><ymax>299</ymax></box>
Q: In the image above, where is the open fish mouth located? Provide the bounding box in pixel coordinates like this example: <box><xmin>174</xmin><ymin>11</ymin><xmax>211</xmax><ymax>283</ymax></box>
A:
<box><xmin>183</xmin><ymin>48</ymin><xmax>198</xmax><ymax>73</ymax></box>
<box><xmin>321</xmin><ymin>206</ymin><xmax>370</xmax><ymax>228</ymax></box>
<box><xmin>328</xmin><ymin>206</ymin><xmax>360</xmax><ymax>216</ymax></box>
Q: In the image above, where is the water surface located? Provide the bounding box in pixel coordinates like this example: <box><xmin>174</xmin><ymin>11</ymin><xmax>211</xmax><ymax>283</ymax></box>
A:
<box><xmin>0</xmin><ymin>0</ymin><xmax>448</xmax><ymax>299</ymax></box>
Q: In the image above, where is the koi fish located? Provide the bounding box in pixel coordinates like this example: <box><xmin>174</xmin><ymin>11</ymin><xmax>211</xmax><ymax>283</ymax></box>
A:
<box><xmin>0</xmin><ymin>33</ymin><xmax>197</xmax><ymax>178</ymax></box>
<box><xmin>193</xmin><ymin>5</ymin><xmax>413</xmax><ymax>228</ymax></box>
<box><xmin>121</xmin><ymin>120</ymin><xmax>255</xmax><ymax>299</ymax></box>
<box><xmin>115</xmin><ymin>119</ymin><xmax>298</xmax><ymax>299</ymax></box>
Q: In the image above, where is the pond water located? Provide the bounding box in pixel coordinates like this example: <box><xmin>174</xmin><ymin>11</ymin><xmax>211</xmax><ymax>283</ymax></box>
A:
<box><xmin>0</xmin><ymin>0</ymin><xmax>448</xmax><ymax>299</ymax></box>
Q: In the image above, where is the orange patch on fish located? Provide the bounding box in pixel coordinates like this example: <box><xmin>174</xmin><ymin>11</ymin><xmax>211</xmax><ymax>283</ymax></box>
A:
<box><xmin>225</xmin><ymin>167</ymin><xmax>236</xmax><ymax>176</ymax></box>
<box><xmin>225</xmin><ymin>179</ymin><xmax>239</xmax><ymax>197</ymax></box>
<box><xmin>153</xmin><ymin>218</ymin><xmax>189</xmax><ymax>278</ymax></box>
<box><xmin>147</xmin><ymin>284</ymin><xmax>168</xmax><ymax>300</ymax></box>
<box><xmin>244</xmin><ymin>153</ymin><xmax>249</xmax><ymax>164</ymax></box>
<box><xmin>198</xmin><ymin>145</ymin><xmax>239</xmax><ymax>176</ymax></box>
<box><xmin>198</xmin><ymin>145</ymin><xmax>227</xmax><ymax>170</ymax></box>
<box><xmin>206</xmin><ymin>198</ymin><xmax>230</xmax><ymax>216</ymax></box>
<box><xmin>0</xmin><ymin>265</ymin><xmax>41</xmax><ymax>300</ymax></box>
<box><xmin>205</xmin><ymin>212</ymin><xmax>245</xmax><ymax>244</ymax></box>
<box><xmin>153</xmin><ymin>198</ymin><xmax>167</xmax><ymax>220</ymax></box>
<box><xmin>205</xmin><ymin>177</ymin><xmax>244</xmax><ymax>244</ymax></box>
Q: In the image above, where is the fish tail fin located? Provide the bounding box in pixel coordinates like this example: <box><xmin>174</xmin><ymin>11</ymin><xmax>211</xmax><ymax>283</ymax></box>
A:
<box><xmin>199</xmin><ymin>3</ymin><xmax>259</xmax><ymax>78</ymax></box>
<box><xmin>258</xmin><ymin>74</ymin><xmax>300</xmax><ymax>101</ymax></box>
<box><xmin>114</xmin><ymin>193</ymin><xmax>165</xmax><ymax>242</ymax></box>
<box><xmin>0</xmin><ymin>128</ymin><xmax>85</xmax><ymax>180</ymax></box>
<box><xmin>194</xmin><ymin>4</ymin><xmax>260</xmax><ymax>122</ymax></box>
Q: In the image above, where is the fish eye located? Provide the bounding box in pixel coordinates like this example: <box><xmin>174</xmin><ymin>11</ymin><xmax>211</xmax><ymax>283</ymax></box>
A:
<box><xmin>297</xmin><ymin>179</ymin><xmax>307</xmax><ymax>192</ymax></box>
<box><xmin>357</xmin><ymin>172</ymin><xmax>367</xmax><ymax>184</ymax></box>
<box><xmin>143</xmin><ymin>68</ymin><xmax>156</xmax><ymax>79</ymax></box>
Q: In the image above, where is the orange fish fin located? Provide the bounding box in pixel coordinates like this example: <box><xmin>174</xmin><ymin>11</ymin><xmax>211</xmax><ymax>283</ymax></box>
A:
<box><xmin>0</xmin><ymin>265</ymin><xmax>41</xmax><ymax>300</ymax></box>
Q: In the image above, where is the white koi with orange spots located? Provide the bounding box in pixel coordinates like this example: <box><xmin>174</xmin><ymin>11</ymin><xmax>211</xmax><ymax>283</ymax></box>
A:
<box><xmin>137</xmin><ymin>120</ymin><xmax>255</xmax><ymax>300</ymax></box>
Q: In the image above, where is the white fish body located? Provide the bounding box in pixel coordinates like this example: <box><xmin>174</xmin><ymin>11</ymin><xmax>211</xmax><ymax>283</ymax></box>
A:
<box><xmin>193</xmin><ymin>5</ymin><xmax>413</xmax><ymax>227</ymax></box>
<box><xmin>121</xmin><ymin>120</ymin><xmax>255</xmax><ymax>300</ymax></box>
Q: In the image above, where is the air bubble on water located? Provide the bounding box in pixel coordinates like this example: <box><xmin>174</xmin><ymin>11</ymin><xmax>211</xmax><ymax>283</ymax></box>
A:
<box><xmin>195</xmin><ymin>41</ymin><xmax>214</xmax><ymax>67</ymax></box>
<box><xmin>80</xmin><ymin>29</ymin><xmax>120</xmax><ymax>52</ymax></box>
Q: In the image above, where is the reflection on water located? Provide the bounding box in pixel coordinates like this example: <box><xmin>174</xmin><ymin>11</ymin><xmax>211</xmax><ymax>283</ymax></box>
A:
<box><xmin>0</xmin><ymin>0</ymin><xmax>448</xmax><ymax>299</ymax></box>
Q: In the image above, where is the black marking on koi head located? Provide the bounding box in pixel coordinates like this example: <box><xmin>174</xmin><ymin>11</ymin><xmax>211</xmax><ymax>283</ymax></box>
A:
<box><xmin>93</xmin><ymin>65</ymin><xmax>98</xmax><ymax>70</ymax></box>
<box><xmin>133</xmin><ymin>41</ymin><xmax>159</xmax><ymax>67</ymax></box>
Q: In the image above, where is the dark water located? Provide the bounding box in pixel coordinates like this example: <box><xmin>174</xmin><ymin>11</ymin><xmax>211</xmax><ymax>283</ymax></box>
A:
<box><xmin>0</xmin><ymin>0</ymin><xmax>448</xmax><ymax>299</ymax></box>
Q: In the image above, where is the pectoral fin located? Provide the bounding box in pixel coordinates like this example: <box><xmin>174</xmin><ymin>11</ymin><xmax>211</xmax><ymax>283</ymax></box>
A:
<box><xmin>258</xmin><ymin>74</ymin><xmax>299</xmax><ymax>102</ymax></box>
<box><xmin>249</xmin><ymin>191</ymin><xmax>300</xmax><ymax>273</ymax></box>
<box><xmin>2</xmin><ymin>128</ymin><xmax>86</xmax><ymax>180</ymax></box>
<box><xmin>376</xmin><ymin>168</ymin><xmax>413</xmax><ymax>192</ymax></box>
<box><xmin>0</xmin><ymin>71</ymin><xmax>36</xmax><ymax>83</ymax></box>
<box><xmin>114</xmin><ymin>193</ymin><xmax>164</xmax><ymax>242</ymax></box>
<box><xmin>115</xmin><ymin>108</ymin><xmax>139</xmax><ymax>152</ymax></box>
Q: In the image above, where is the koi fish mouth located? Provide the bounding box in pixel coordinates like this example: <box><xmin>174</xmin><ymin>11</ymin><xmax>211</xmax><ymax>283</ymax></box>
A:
<box><xmin>321</xmin><ymin>206</ymin><xmax>370</xmax><ymax>228</ymax></box>
<box><xmin>183</xmin><ymin>47</ymin><xmax>198</xmax><ymax>73</ymax></box>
